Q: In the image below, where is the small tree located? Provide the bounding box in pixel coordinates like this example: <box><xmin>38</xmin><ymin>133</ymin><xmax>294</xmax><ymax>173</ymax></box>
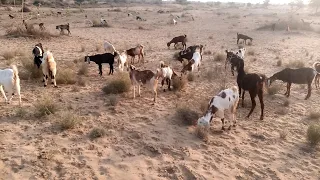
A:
<box><xmin>310</xmin><ymin>0</ymin><xmax>320</xmax><ymax>13</ymax></box>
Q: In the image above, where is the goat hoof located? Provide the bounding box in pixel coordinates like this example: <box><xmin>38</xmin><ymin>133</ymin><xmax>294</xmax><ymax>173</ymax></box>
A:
<box><xmin>221</xmin><ymin>126</ymin><xmax>225</xmax><ymax>131</ymax></box>
<box><xmin>44</xmin><ymin>85</ymin><xmax>47</xmax><ymax>87</ymax></box>
<box><xmin>260</xmin><ymin>117</ymin><xmax>263</xmax><ymax>120</ymax></box>
<box><xmin>163</xmin><ymin>89</ymin><xmax>166</xmax><ymax>92</ymax></box>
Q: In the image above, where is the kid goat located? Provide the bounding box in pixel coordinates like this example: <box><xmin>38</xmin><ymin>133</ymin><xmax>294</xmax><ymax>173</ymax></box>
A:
<box><xmin>267</xmin><ymin>67</ymin><xmax>317</xmax><ymax>100</ymax></box>
<box><xmin>0</xmin><ymin>65</ymin><xmax>21</xmax><ymax>105</ymax></box>
<box><xmin>156</xmin><ymin>61</ymin><xmax>176</xmax><ymax>92</ymax></box>
<box><xmin>197</xmin><ymin>86</ymin><xmax>239</xmax><ymax>130</ymax></box>
<box><xmin>237</xmin><ymin>33</ymin><xmax>253</xmax><ymax>45</ymax></box>
<box><xmin>85</xmin><ymin>52</ymin><xmax>119</xmax><ymax>76</ymax></box>
<box><xmin>42</xmin><ymin>51</ymin><xmax>57</xmax><ymax>87</ymax></box>
<box><xmin>129</xmin><ymin>65</ymin><xmax>158</xmax><ymax>102</ymax></box>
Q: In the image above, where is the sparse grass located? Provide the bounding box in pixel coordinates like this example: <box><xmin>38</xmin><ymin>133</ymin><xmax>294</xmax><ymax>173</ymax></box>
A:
<box><xmin>195</xmin><ymin>126</ymin><xmax>208</xmax><ymax>141</ymax></box>
<box><xmin>2</xmin><ymin>51</ymin><xmax>16</xmax><ymax>60</ymax></box>
<box><xmin>203</xmin><ymin>50</ymin><xmax>212</xmax><ymax>55</ymax></box>
<box><xmin>247</xmin><ymin>49</ymin><xmax>255</xmax><ymax>56</ymax></box>
<box><xmin>279</xmin><ymin>130</ymin><xmax>288</xmax><ymax>140</ymax></box>
<box><xmin>307</xmin><ymin>124</ymin><xmax>320</xmax><ymax>147</ymax></box>
<box><xmin>287</xmin><ymin>60</ymin><xmax>305</xmax><ymax>68</ymax></box>
<box><xmin>95</xmin><ymin>44</ymin><xmax>101</xmax><ymax>52</ymax></box>
<box><xmin>89</xmin><ymin>128</ymin><xmax>106</xmax><ymax>139</ymax></box>
<box><xmin>108</xmin><ymin>95</ymin><xmax>119</xmax><ymax>106</ymax></box>
<box><xmin>15</xmin><ymin>107</ymin><xmax>28</xmax><ymax>118</ymax></box>
<box><xmin>176</xmin><ymin>107</ymin><xmax>199</xmax><ymax>126</ymax></box>
<box><xmin>92</xmin><ymin>20</ymin><xmax>111</xmax><ymax>28</ymax></box>
<box><xmin>57</xmin><ymin>112</ymin><xmax>81</xmax><ymax>131</ymax></box>
<box><xmin>80</xmin><ymin>45</ymin><xmax>85</xmax><ymax>52</ymax></box>
<box><xmin>277</xmin><ymin>59</ymin><xmax>282</xmax><ymax>66</ymax></box>
<box><xmin>187</xmin><ymin>73</ymin><xmax>195</xmax><ymax>81</ymax></box>
<box><xmin>172</xmin><ymin>75</ymin><xmax>187</xmax><ymax>91</ymax></box>
<box><xmin>208</xmin><ymin>36</ymin><xmax>213</xmax><ymax>39</ymax></box>
<box><xmin>267</xmin><ymin>85</ymin><xmax>281</xmax><ymax>95</ymax></box>
<box><xmin>283</xmin><ymin>99</ymin><xmax>290</xmax><ymax>107</ymax></box>
<box><xmin>21</xmin><ymin>57</ymin><xmax>43</xmax><ymax>79</ymax></box>
<box><xmin>247</xmin><ymin>41</ymin><xmax>252</xmax><ymax>46</ymax></box>
<box><xmin>275</xmin><ymin>108</ymin><xmax>288</xmax><ymax>115</ymax></box>
<box><xmin>6</xmin><ymin>25</ymin><xmax>55</xmax><ymax>39</ymax></box>
<box><xmin>102</xmin><ymin>73</ymin><xmax>131</xmax><ymax>94</ymax></box>
<box><xmin>56</xmin><ymin>70</ymin><xmax>77</xmax><ymax>85</ymax></box>
<box><xmin>34</xmin><ymin>96</ymin><xmax>58</xmax><ymax>117</ymax></box>
<box><xmin>78</xmin><ymin>63</ymin><xmax>88</xmax><ymax>76</ymax></box>
<box><xmin>138</xmin><ymin>26</ymin><xmax>144</xmax><ymax>30</ymax></box>
<box><xmin>213</xmin><ymin>53</ymin><xmax>226</xmax><ymax>62</ymax></box>
<box><xmin>251</xmin><ymin>58</ymin><xmax>257</xmax><ymax>62</ymax></box>
<box><xmin>77</xmin><ymin>77</ymin><xmax>87</xmax><ymax>87</ymax></box>
<box><xmin>309</xmin><ymin>111</ymin><xmax>320</xmax><ymax>120</ymax></box>
<box><xmin>200</xmin><ymin>100</ymin><xmax>208</xmax><ymax>113</ymax></box>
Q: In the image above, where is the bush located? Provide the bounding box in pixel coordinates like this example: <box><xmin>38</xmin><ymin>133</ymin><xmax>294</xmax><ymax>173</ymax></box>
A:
<box><xmin>279</xmin><ymin>130</ymin><xmax>288</xmax><ymax>140</ymax></box>
<box><xmin>309</xmin><ymin>111</ymin><xmax>320</xmax><ymax>120</ymax></box>
<box><xmin>176</xmin><ymin>107</ymin><xmax>199</xmax><ymax>126</ymax></box>
<box><xmin>95</xmin><ymin>44</ymin><xmax>101</xmax><ymax>52</ymax></box>
<box><xmin>277</xmin><ymin>59</ymin><xmax>282</xmax><ymax>66</ymax></box>
<box><xmin>77</xmin><ymin>77</ymin><xmax>87</xmax><ymax>87</ymax></box>
<box><xmin>287</xmin><ymin>60</ymin><xmax>305</xmax><ymax>68</ymax></box>
<box><xmin>102</xmin><ymin>73</ymin><xmax>131</xmax><ymax>94</ymax></box>
<box><xmin>15</xmin><ymin>107</ymin><xmax>28</xmax><ymax>118</ymax></box>
<box><xmin>108</xmin><ymin>95</ymin><xmax>119</xmax><ymax>106</ymax></box>
<box><xmin>307</xmin><ymin>124</ymin><xmax>320</xmax><ymax>146</ymax></box>
<box><xmin>92</xmin><ymin>19</ymin><xmax>111</xmax><ymax>28</ymax></box>
<box><xmin>283</xmin><ymin>99</ymin><xmax>290</xmax><ymax>107</ymax></box>
<box><xmin>57</xmin><ymin>112</ymin><xmax>81</xmax><ymax>131</ymax></box>
<box><xmin>213</xmin><ymin>53</ymin><xmax>226</xmax><ymax>62</ymax></box>
<box><xmin>80</xmin><ymin>45</ymin><xmax>85</xmax><ymax>52</ymax></box>
<box><xmin>267</xmin><ymin>85</ymin><xmax>281</xmax><ymax>95</ymax></box>
<box><xmin>89</xmin><ymin>128</ymin><xmax>106</xmax><ymax>139</ymax></box>
<box><xmin>195</xmin><ymin>126</ymin><xmax>208</xmax><ymax>141</ymax></box>
<box><xmin>34</xmin><ymin>96</ymin><xmax>58</xmax><ymax>117</ymax></box>
<box><xmin>6</xmin><ymin>25</ymin><xmax>55</xmax><ymax>39</ymax></box>
<box><xmin>187</xmin><ymin>73</ymin><xmax>195</xmax><ymax>81</ymax></box>
<box><xmin>2</xmin><ymin>51</ymin><xmax>15</xmax><ymax>60</ymax></box>
<box><xmin>78</xmin><ymin>63</ymin><xmax>88</xmax><ymax>75</ymax></box>
<box><xmin>56</xmin><ymin>70</ymin><xmax>77</xmax><ymax>85</ymax></box>
<box><xmin>172</xmin><ymin>76</ymin><xmax>187</xmax><ymax>91</ymax></box>
<box><xmin>21</xmin><ymin>57</ymin><xmax>42</xmax><ymax>79</ymax></box>
<box><xmin>247</xmin><ymin>49</ymin><xmax>255</xmax><ymax>56</ymax></box>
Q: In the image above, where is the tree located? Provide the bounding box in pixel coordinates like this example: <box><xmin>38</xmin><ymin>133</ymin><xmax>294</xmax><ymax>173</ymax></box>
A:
<box><xmin>310</xmin><ymin>0</ymin><xmax>320</xmax><ymax>12</ymax></box>
<box><xmin>263</xmin><ymin>0</ymin><xmax>270</xmax><ymax>8</ymax></box>
<box><xmin>289</xmin><ymin>0</ymin><xmax>304</xmax><ymax>12</ymax></box>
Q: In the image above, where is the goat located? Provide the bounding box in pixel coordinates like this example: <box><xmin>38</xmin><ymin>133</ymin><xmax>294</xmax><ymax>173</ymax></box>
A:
<box><xmin>167</xmin><ymin>35</ymin><xmax>187</xmax><ymax>50</ymax></box>
<box><xmin>225</xmin><ymin>50</ymin><xmax>244</xmax><ymax>76</ymax></box>
<box><xmin>197</xmin><ymin>86</ymin><xmax>239</xmax><ymax>130</ymax></box>
<box><xmin>39</xmin><ymin>23</ymin><xmax>45</xmax><ymax>31</ymax></box>
<box><xmin>267</xmin><ymin>67</ymin><xmax>317</xmax><ymax>100</ymax></box>
<box><xmin>42</xmin><ymin>51</ymin><xmax>57</xmax><ymax>87</ymax></box>
<box><xmin>0</xmin><ymin>65</ymin><xmax>21</xmax><ymax>105</ymax></box>
<box><xmin>177</xmin><ymin>45</ymin><xmax>204</xmax><ymax>63</ymax></box>
<box><xmin>156</xmin><ymin>61</ymin><xmax>175</xmax><ymax>92</ymax></box>
<box><xmin>237</xmin><ymin>33</ymin><xmax>253</xmax><ymax>45</ymax></box>
<box><xmin>237</xmin><ymin>60</ymin><xmax>265</xmax><ymax>120</ymax></box>
<box><xmin>117</xmin><ymin>51</ymin><xmax>128</xmax><ymax>72</ymax></box>
<box><xmin>313</xmin><ymin>62</ymin><xmax>320</xmax><ymax>88</ymax></box>
<box><xmin>136</xmin><ymin>16</ymin><xmax>142</xmax><ymax>20</ymax></box>
<box><xmin>32</xmin><ymin>43</ymin><xmax>44</xmax><ymax>69</ymax></box>
<box><xmin>181</xmin><ymin>49</ymin><xmax>201</xmax><ymax>74</ymax></box>
<box><xmin>173</xmin><ymin>19</ymin><xmax>177</xmax><ymax>25</ymax></box>
<box><xmin>129</xmin><ymin>65</ymin><xmax>158</xmax><ymax>102</ymax></box>
<box><xmin>100</xmin><ymin>18</ymin><xmax>107</xmax><ymax>25</ymax></box>
<box><xmin>56</xmin><ymin>23</ymin><xmax>70</xmax><ymax>35</ymax></box>
<box><xmin>9</xmin><ymin>14</ymin><xmax>14</xmax><ymax>19</ymax></box>
<box><xmin>126</xmin><ymin>44</ymin><xmax>145</xmax><ymax>64</ymax></box>
<box><xmin>85</xmin><ymin>52</ymin><xmax>119</xmax><ymax>76</ymax></box>
<box><xmin>22</xmin><ymin>20</ymin><xmax>28</xmax><ymax>30</ymax></box>
<box><xmin>235</xmin><ymin>47</ymin><xmax>246</xmax><ymax>59</ymax></box>
<box><xmin>103</xmin><ymin>41</ymin><xmax>116</xmax><ymax>54</ymax></box>
<box><xmin>128</xmin><ymin>13</ymin><xmax>132</xmax><ymax>17</ymax></box>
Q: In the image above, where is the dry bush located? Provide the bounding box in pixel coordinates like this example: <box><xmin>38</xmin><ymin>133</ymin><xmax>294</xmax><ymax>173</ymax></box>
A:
<box><xmin>15</xmin><ymin>107</ymin><xmax>28</xmax><ymax>118</ymax></box>
<box><xmin>138</xmin><ymin>26</ymin><xmax>144</xmax><ymax>30</ymax></box>
<box><xmin>257</xmin><ymin>19</ymin><xmax>313</xmax><ymax>31</ymax></box>
<box><xmin>92</xmin><ymin>20</ymin><xmax>111</xmax><ymax>28</ymax></box>
<box><xmin>279</xmin><ymin>130</ymin><xmax>288</xmax><ymax>140</ymax></box>
<box><xmin>173</xmin><ymin>52</ymin><xmax>180</xmax><ymax>60</ymax></box>
<box><xmin>247</xmin><ymin>49</ymin><xmax>255</xmax><ymax>56</ymax></box>
<box><xmin>283</xmin><ymin>99</ymin><xmax>290</xmax><ymax>107</ymax></box>
<box><xmin>287</xmin><ymin>60</ymin><xmax>305</xmax><ymax>68</ymax></box>
<box><xmin>56</xmin><ymin>70</ymin><xmax>77</xmax><ymax>85</ymax></box>
<box><xmin>108</xmin><ymin>95</ymin><xmax>119</xmax><ymax>106</ymax></box>
<box><xmin>275</xmin><ymin>108</ymin><xmax>288</xmax><ymax>115</ymax></box>
<box><xmin>307</xmin><ymin>124</ymin><xmax>320</xmax><ymax>146</ymax></box>
<box><xmin>95</xmin><ymin>44</ymin><xmax>101</xmax><ymax>52</ymax></box>
<box><xmin>77</xmin><ymin>77</ymin><xmax>87</xmax><ymax>87</ymax></box>
<box><xmin>309</xmin><ymin>111</ymin><xmax>320</xmax><ymax>120</ymax></box>
<box><xmin>89</xmin><ymin>128</ymin><xmax>106</xmax><ymax>139</ymax></box>
<box><xmin>102</xmin><ymin>73</ymin><xmax>131</xmax><ymax>94</ymax></box>
<box><xmin>277</xmin><ymin>59</ymin><xmax>282</xmax><ymax>66</ymax></box>
<box><xmin>251</xmin><ymin>58</ymin><xmax>257</xmax><ymax>62</ymax></box>
<box><xmin>2</xmin><ymin>51</ymin><xmax>16</xmax><ymax>60</ymax></box>
<box><xmin>21</xmin><ymin>57</ymin><xmax>42</xmax><ymax>79</ymax></box>
<box><xmin>200</xmin><ymin>100</ymin><xmax>208</xmax><ymax>113</ymax></box>
<box><xmin>21</xmin><ymin>6</ymin><xmax>31</xmax><ymax>12</ymax></box>
<box><xmin>6</xmin><ymin>25</ymin><xmax>55</xmax><ymax>39</ymax></box>
<box><xmin>247</xmin><ymin>41</ymin><xmax>253</xmax><ymax>46</ymax></box>
<box><xmin>267</xmin><ymin>84</ymin><xmax>281</xmax><ymax>95</ymax></box>
<box><xmin>214</xmin><ymin>53</ymin><xmax>226</xmax><ymax>62</ymax></box>
<box><xmin>57</xmin><ymin>112</ymin><xmax>81</xmax><ymax>131</ymax></box>
<box><xmin>195</xmin><ymin>126</ymin><xmax>209</xmax><ymax>141</ymax></box>
<box><xmin>34</xmin><ymin>96</ymin><xmax>58</xmax><ymax>117</ymax></box>
<box><xmin>187</xmin><ymin>73</ymin><xmax>195</xmax><ymax>81</ymax></box>
<box><xmin>176</xmin><ymin>107</ymin><xmax>199</xmax><ymax>126</ymax></box>
<box><xmin>208</xmin><ymin>36</ymin><xmax>213</xmax><ymax>39</ymax></box>
<box><xmin>227</xmin><ymin>14</ymin><xmax>240</xmax><ymax>19</ymax></box>
<box><xmin>80</xmin><ymin>45</ymin><xmax>85</xmax><ymax>52</ymax></box>
<box><xmin>203</xmin><ymin>50</ymin><xmax>212</xmax><ymax>55</ymax></box>
<box><xmin>172</xmin><ymin>75</ymin><xmax>187</xmax><ymax>91</ymax></box>
<box><xmin>78</xmin><ymin>63</ymin><xmax>88</xmax><ymax>75</ymax></box>
<box><xmin>238</xmin><ymin>44</ymin><xmax>244</xmax><ymax>49</ymax></box>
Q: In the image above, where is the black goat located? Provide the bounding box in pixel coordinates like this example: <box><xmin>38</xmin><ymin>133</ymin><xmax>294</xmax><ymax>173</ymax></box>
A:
<box><xmin>225</xmin><ymin>50</ymin><xmax>243</xmax><ymax>76</ymax></box>
<box><xmin>267</xmin><ymin>67</ymin><xmax>317</xmax><ymax>100</ymax></box>
<box><xmin>167</xmin><ymin>35</ymin><xmax>187</xmax><ymax>50</ymax></box>
<box><xmin>237</xmin><ymin>60</ymin><xmax>265</xmax><ymax>120</ymax></box>
<box><xmin>32</xmin><ymin>43</ymin><xmax>44</xmax><ymax>69</ymax></box>
<box><xmin>237</xmin><ymin>33</ymin><xmax>253</xmax><ymax>45</ymax></box>
<box><xmin>176</xmin><ymin>45</ymin><xmax>203</xmax><ymax>63</ymax></box>
<box><xmin>84</xmin><ymin>52</ymin><xmax>119</xmax><ymax>76</ymax></box>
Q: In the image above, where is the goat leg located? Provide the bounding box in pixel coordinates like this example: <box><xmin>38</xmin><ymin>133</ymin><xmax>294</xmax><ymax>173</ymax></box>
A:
<box><xmin>168</xmin><ymin>79</ymin><xmax>172</xmax><ymax>91</ymax></box>
<box><xmin>98</xmin><ymin>64</ymin><xmax>103</xmax><ymax>76</ymax></box>
<box><xmin>247</xmin><ymin>91</ymin><xmax>257</xmax><ymax>118</ymax></box>
<box><xmin>284</xmin><ymin>83</ymin><xmax>289</xmax><ymax>96</ymax></box>
<box><xmin>241</xmin><ymin>91</ymin><xmax>245</xmax><ymax>107</ymax></box>
<box><xmin>286</xmin><ymin>83</ymin><xmax>292</xmax><ymax>97</ymax></box>
<box><xmin>258</xmin><ymin>89</ymin><xmax>264</xmax><ymax>120</ymax></box>
<box><xmin>221</xmin><ymin>118</ymin><xmax>225</xmax><ymax>130</ymax></box>
<box><xmin>305</xmin><ymin>83</ymin><xmax>312</xmax><ymax>100</ymax></box>
<box><xmin>0</xmin><ymin>86</ymin><xmax>8</xmax><ymax>104</ymax></box>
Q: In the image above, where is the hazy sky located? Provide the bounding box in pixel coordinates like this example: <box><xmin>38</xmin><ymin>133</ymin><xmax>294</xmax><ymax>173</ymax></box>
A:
<box><xmin>188</xmin><ymin>0</ymin><xmax>309</xmax><ymax>4</ymax></box>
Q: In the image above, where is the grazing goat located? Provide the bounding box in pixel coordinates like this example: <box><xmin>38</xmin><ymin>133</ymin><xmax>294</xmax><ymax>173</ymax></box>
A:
<box><xmin>126</xmin><ymin>44</ymin><xmax>144</xmax><ymax>64</ymax></box>
<box><xmin>156</xmin><ymin>61</ymin><xmax>175</xmax><ymax>92</ymax></box>
<box><xmin>42</xmin><ymin>51</ymin><xmax>57</xmax><ymax>87</ymax></box>
<box><xmin>267</xmin><ymin>67</ymin><xmax>317</xmax><ymax>100</ymax></box>
<box><xmin>103</xmin><ymin>41</ymin><xmax>116</xmax><ymax>54</ymax></box>
<box><xmin>117</xmin><ymin>51</ymin><xmax>128</xmax><ymax>72</ymax></box>
<box><xmin>177</xmin><ymin>45</ymin><xmax>204</xmax><ymax>63</ymax></box>
<box><xmin>0</xmin><ymin>65</ymin><xmax>21</xmax><ymax>105</ymax></box>
<box><xmin>39</xmin><ymin>23</ymin><xmax>45</xmax><ymax>31</ymax></box>
<box><xmin>225</xmin><ymin>50</ymin><xmax>244</xmax><ymax>76</ymax></box>
<box><xmin>181</xmin><ymin>49</ymin><xmax>201</xmax><ymax>73</ymax></box>
<box><xmin>9</xmin><ymin>14</ymin><xmax>14</xmax><ymax>19</ymax></box>
<box><xmin>313</xmin><ymin>62</ymin><xmax>320</xmax><ymax>88</ymax></box>
<box><xmin>129</xmin><ymin>65</ymin><xmax>158</xmax><ymax>102</ymax></box>
<box><xmin>167</xmin><ymin>35</ymin><xmax>187</xmax><ymax>50</ymax></box>
<box><xmin>32</xmin><ymin>43</ymin><xmax>44</xmax><ymax>69</ymax></box>
<box><xmin>237</xmin><ymin>33</ymin><xmax>253</xmax><ymax>45</ymax></box>
<box><xmin>237</xmin><ymin>60</ymin><xmax>265</xmax><ymax>120</ymax></box>
<box><xmin>197</xmin><ymin>86</ymin><xmax>239</xmax><ymax>130</ymax></box>
<box><xmin>85</xmin><ymin>52</ymin><xmax>119</xmax><ymax>76</ymax></box>
<box><xmin>56</xmin><ymin>23</ymin><xmax>70</xmax><ymax>35</ymax></box>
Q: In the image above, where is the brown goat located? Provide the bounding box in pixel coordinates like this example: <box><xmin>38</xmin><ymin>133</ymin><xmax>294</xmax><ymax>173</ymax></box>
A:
<box><xmin>313</xmin><ymin>62</ymin><xmax>320</xmax><ymax>88</ymax></box>
<box><xmin>126</xmin><ymin>44</ymin><xmax>144</xmax><ymax>64</ymax></box>
<box><xmin>167</xmin><ymin>35</ymin><xmax>187</xmax><ymax>50</ymax></box>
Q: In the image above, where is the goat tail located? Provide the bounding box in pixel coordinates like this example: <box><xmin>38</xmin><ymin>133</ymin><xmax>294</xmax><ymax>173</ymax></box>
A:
<box><xmin>312</xmin><ymin>62</ymin><xmax>320</xmax><ymax>72</ymax></box>
<box><xmin>11</xmin><ymin>65</ymin><xmax>19</xmax><ymax>81</ymax></box>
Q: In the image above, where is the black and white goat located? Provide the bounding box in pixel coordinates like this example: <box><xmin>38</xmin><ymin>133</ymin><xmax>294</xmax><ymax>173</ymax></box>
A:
<box><xmin>85</xmin><ymin>52</ymin><xmax>119</xmax><ymax>76</ymax></box>
<box><xmin>156</xmin><ymin>61</ymin><xmax>176</xmax><ymax>92</ymax></box>
<box><xmin>32</xmin><ymin>43</ymin><xmax>44</xmax><ymax>69</ymax></box>
<box><xmin>0</xmin><ymin>65</ymin><xmax>21</xmax><ymax>105</ymax></box>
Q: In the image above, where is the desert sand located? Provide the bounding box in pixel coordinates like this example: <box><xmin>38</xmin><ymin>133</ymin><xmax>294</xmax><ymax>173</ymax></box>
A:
<box><xmin>0</xmin><ymin>2</ymin><xmax>320</xmax><ymax>180</ymax></box>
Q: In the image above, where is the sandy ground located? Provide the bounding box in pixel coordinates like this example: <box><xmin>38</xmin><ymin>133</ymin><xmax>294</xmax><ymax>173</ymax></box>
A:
<box><xmin>0</xmin><ymin>3</ymin><xmax>320</xmax><ymax>180</ymax></box>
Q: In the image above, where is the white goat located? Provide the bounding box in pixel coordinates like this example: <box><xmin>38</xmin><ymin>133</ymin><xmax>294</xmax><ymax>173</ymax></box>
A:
<box><xmin>173</xmin><ymin>19</ymin><xmax>177</xmax><ymax>25</ymax></box>
<box><xmin>0</xmin><ymin>65</ymin><xmax>21</xmax><ymax>105</ymax></box>
<box><xmin>181</xmin><ymin>48</ymin><xmax>201</xmax><ymax>73</ymax></box>
<box><xmin>117</xmin><ymin>51</ymin><xmax>128</xmax><ymax>72</ymax></box>
<box><xmin>156</xmin><ymin>61</ymin><xmax>175</xmax><ymax>91</ymax></box>
<box><xmin>235</xmin><ymin>48</ymin><xmax>246</xmax><ymax>59</ymax></box>
<box><xmin>104</xmin><ymin>41</ymin><xmax>116</xmax><ymax>54</ymax></box>
<box><xmin>100</xmin><ymin>18</ymin><xmax>107</xmax><ymax>25</ymax></box>
<box><xmin>42</xmin><ymin>51</ymin><xmax>57</xmax><ymax>87</ymax></box>
<box><xmin>198</xmin><ymin>86</ymin><xmax>239</xmax><ymax>130</ymax></box>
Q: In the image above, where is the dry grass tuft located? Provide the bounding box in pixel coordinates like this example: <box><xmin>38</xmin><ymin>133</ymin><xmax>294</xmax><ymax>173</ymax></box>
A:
<box><xmin>56</xmin><ymin>70</ymin><xmax>77</xmax><ymax>85</ymax></box>
<box><xmin>176</xmin><ymin>107</ymin><xmax>199</xmax><ymax>126</ymax></box>
<box><xmin>172</xmin><ymin>75</ymin><xmax>187</xmax><ymax>91</ymax></box>
<box><xmin>108</xmin><ymin>95</ymin><xmax>119</xmax><ymax>106</ymax></box>
<box><xmin>287</xmin><ymin>60</ymin><xmax>305</xmax><ymax>68</ymax></box>
<box><xmin>80</xmin><ymin>45</ymin><xmax>85</xmax><ymax>52</ymax></box>
<box><xmin>95</xmin><ymin>44</ymin><xmax>101</xmax><ymax>52</ymax></box>
<box><xmin>187</xmin><ymin>73</ymin><xmax>195</xmax><ymax>81</ymax></box>
<box><xmin>57</xmin><ymin>112</ymin><xmax>81</xmax><ymax>131</ymax></box>
<box><xmin>247</xmin><ymin>41</ymin><xmax>253</xmax><ymax>46</ymax></box>
<box><xmin>275</xmin><ymin>108</ymin><xmax>288</xmax><ymax>115</ymax></box>
<box><xmin>307</xmin><ymin>124</ymin><xmax>320</xmax><ymax>147</ymax></box>
<box><xmin>203</xmin><ymin>50</ymin><xmax>212</xmax><ymax>55</ymax></box>
<box><xmin>277</xmin><ymin>59</ymin><xmax>282</xmax><ymax>66</ymax></box>
<box><xmin>15</xmin><ymin>107</ymin><xmax>28</xmax><ymax>118</ymax></box>
<box><xmin>309</xmin><ymin>111</ymin><xmax>320</xmax><ymax>120</ymax></box>
<box><xmin>195</xmin><ymin>126</ymin><xmax>209</xmax><ymax>141</ymax></box>
<box><xmin>92</xmin><ymin>20</ymin><xmax>111</xmax><ymax>28</ymax></box>
<box><xmin>20</xmin><ymin>57</ymin><xmax>42</xmax><ymax>80</ymax></box>
<box><xmin>34</xmin><ymin>96</ymin><xmax>58</xmax><ymax>117</ymax></box>
<box><xmin>279</xmin><ymin>130</ymin><xmax>288</xmax><ymax>140</ymax></box>
<box><xmin>102</xmin><ymin>73</ymin><xmax>131</xmax><ymax>94</ymax></box>
<box><xmin>283</xmin><ymin>99</ymin><xmax>290</xmax><ymax>107</ymax></box>
<box><xmin>267</xmin><ymin>84</ymin><xmax>281</xmax><ymax>95</ymax></box>
<box><xmin>2</xmin><ymin>51</ymin><xmax>16</xmax><ymax>60</ymax></box>
<box><xmin>200</xmin><ymin>100</ymin><xmax>208</xmax><ymax>114</ymax></box>
<box><xmin>247</xmin><ymin>49</ymin><xmax>255</xmax><ymax>56</ymax></box>
<box><xmin>213</xmin><ymin>52</ymin><xmax>226</xmax><ymax>62</ymax></box>
<box><xmin>89</xmin><ymin>128</ymin><xmax>106</xmax><ymax>139</ymax></box>
<box><xmin>77</xmin><ymin>77</ymin><xmax>87</xmax><ymax>87</ymax></box>
<box><xmin>78</xmin><ymin>63</ymin><xmax>88</xmax><ymax>75</ymax></box>
<box><xmin>6</xmin><ymin>25</ymin><xmax>55</xmax><ymax>39</ymax></box>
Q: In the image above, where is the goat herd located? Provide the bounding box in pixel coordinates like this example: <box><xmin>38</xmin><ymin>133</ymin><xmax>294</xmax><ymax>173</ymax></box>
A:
<box><xmin>1</xmin><ymin>32</ymin><xmax>320</xmax><ymax>135</ymax></box>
